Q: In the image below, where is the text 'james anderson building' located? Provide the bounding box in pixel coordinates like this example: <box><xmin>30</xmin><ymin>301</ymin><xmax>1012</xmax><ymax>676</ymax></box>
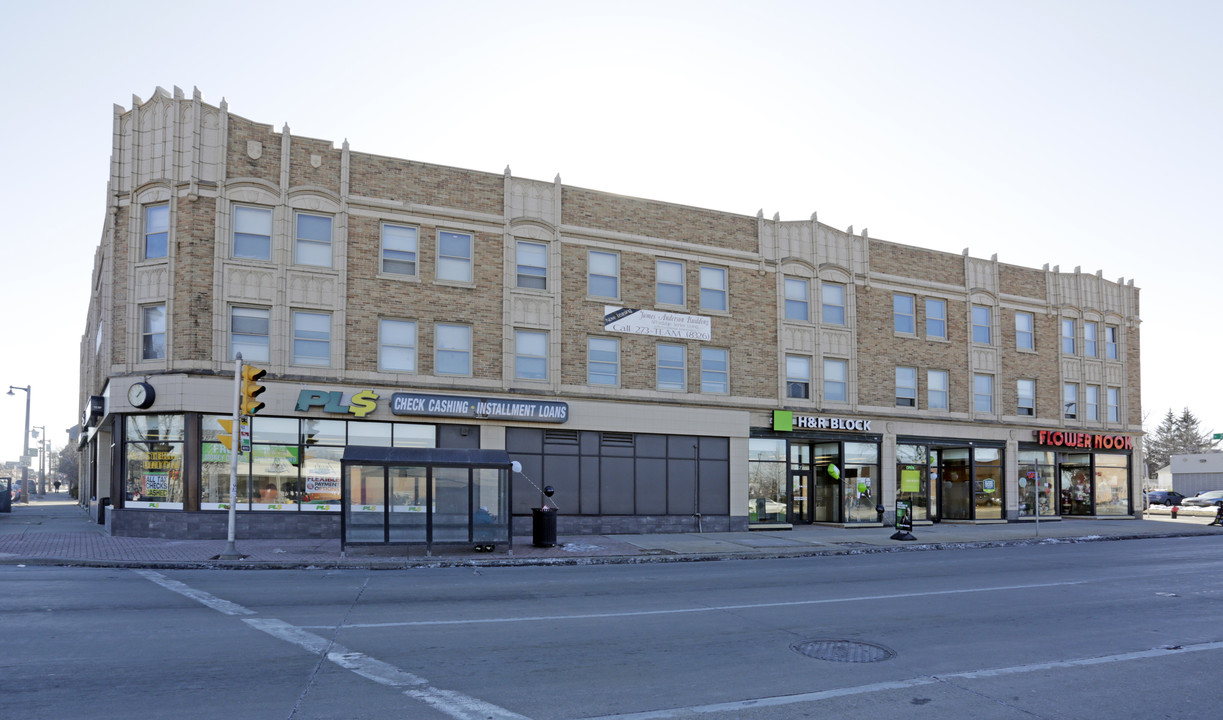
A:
<box><xmin>78</xmin><ymin>87</ymin><xmax>1143</xmax><ymax>540</ymax></box>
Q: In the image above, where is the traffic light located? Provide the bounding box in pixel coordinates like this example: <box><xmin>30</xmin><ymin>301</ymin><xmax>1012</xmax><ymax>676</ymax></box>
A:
<box><xmin>217</xmin><ymin>418</ymin><xmax>234</xmax><ymax>450</ymax></box>
<box><xmin>240</xmin><ymin>364</ymin><xmax>267</xmax><ymax>416</ymax></box>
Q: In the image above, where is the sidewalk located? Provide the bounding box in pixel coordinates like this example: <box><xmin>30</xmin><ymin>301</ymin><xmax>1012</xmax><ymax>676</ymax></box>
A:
<box><xmin>1</xmin><ymin>493</ymin><xmax>1219</xmax><ymax>569</ymax></box>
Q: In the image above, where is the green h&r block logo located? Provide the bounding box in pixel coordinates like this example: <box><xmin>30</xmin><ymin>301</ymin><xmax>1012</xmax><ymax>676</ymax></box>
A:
<box><xmin>773</xmin><ymin>410</ymin><xmax>793</xmax><ymax>432</ymax></box>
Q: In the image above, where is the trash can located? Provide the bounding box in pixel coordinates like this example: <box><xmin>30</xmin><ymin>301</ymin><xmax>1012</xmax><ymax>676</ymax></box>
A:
<box><xmin>98</xmin><ymin>497</ymin><xmax>111</xmax><ymax>525</ymax></box>
<box><xmin>532</xmin><ymin>507</ymin><xmax>556</xmax><ymax>548</ymax></box>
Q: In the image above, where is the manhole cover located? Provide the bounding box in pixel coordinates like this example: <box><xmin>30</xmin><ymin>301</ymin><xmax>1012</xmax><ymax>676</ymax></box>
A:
<box><xmin>791</xmin><ymin>639</ymin><xmax>895</xmax><ymax>663</ymax></box>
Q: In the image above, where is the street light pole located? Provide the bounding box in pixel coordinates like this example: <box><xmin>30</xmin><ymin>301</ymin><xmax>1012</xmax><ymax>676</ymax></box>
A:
<box><xmin>7</xmin><ymin>385</ymin><xmax>31</xmax><ymax>504</ymax></box>
<box><xmin>31</xmin><ymin>426</ymin><xmax>46</xmax><ymax>497</ymax></box>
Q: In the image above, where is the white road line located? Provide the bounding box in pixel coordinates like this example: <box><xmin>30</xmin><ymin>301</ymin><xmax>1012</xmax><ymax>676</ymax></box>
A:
<box><xmin>133</xmin><ymin>569</ymin><xmax>255</xmax><ymax>616</ymax></box>
<box><xmin>574</xmin><ymin>640</ymin><xmax>1223</xmax><ymax>720</ymax></box>
<box><xmin>308</xmin><ymin>580</ymin><xmax>1087</xmax><ymax>630</ymax></box>
<box><xmin>135</xmin><ymin>571</ymin><xmax>531</xmax><ymax>720</ymax></box>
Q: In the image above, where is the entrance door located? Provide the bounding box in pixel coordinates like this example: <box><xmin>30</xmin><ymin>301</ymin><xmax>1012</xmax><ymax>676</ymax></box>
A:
<box><xmin>941</xmin><ymin>449</ymin><xmax>972</xmax><ymax>520</ymax></box>
<box><xmin>812</xmin><ymin>442</ymin><xmax>841</xmax><ymax>522</ymax></box>
<box><xmin>791</xmin><ymin>470</ymin><xmax>811</xmax><ymax>524</ymax></box>
<box><xmin>1060</xmin><ymin>460</ymin><xmax>1093</xmax><ymax>515</ymax></box>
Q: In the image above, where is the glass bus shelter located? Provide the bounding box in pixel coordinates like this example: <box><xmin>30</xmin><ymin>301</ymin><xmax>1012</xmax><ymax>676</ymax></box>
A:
<box><xmin>340</xmin><ymin>446</ymin><xmax>512</xmax><ymax>554</ymax></box>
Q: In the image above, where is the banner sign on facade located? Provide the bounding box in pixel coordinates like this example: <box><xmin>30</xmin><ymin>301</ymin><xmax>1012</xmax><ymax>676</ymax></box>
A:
<box><xmin>391</xmin><ymin>393</ymin><xmax>569</xmax><ymax>423</ymax></box>
<box><xmin>604</xmin><ymin>306</ymin><xmax>712</xmax><ymax>341</ymax></box>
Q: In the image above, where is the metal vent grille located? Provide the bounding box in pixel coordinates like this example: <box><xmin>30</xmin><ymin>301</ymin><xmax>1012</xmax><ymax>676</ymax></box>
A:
<box><xmin>544</xmin><ymin>429</ymin><xmax>579</xmax><ymax>445</ymax></box>
<box><xmin>601</xmin><ymin>432</ymin><xmax>635</xmax><ymax>447</ymax></box>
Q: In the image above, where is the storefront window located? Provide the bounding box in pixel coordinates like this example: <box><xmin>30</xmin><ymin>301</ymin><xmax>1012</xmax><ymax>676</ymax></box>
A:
<box><xmin>1095</xmin><ymin>453</ymin><xmax>1130</xmax><ymax>516</ymax></box>
<box><xmin>974</xmin><ymin>448</ymin><xmax>1003</xmax><ymax>519</ymax></box>
<box><xmin>1018</xmin><ymin>451</ymin><xmax>1057</xmax><ymax>518</ymax></box>
<box><xmin>349</xmin><ymin>422</ymin><xmax>393</xmax><ymax>446</ymax></box>
<box><xmin>748</xmin><ymin>439</ymin><xmax>786</xmax><ymax>523</ymax></box>
<box><xmin>201</xmin><ymin>416</ymin><xmax>248</xmax><ymax>509</ymax></box>
<box><xmin>843</xmin><ymin>442</ymin><xmax>879</xmax><ymax>523</ymax></box>
<box><xmin>896</xmin><ymin>444</ymin><xmax>930</xmax><ymax>521</ymax></box>
<box><xmin>302</xmin><ymin>445</ymin><xmax>343</xmax><ymax>509</ymax></box>
<box><xmin>125</xmin><ymin>415</ymin><xmax>185</xmax><ymax>509</ymax></box>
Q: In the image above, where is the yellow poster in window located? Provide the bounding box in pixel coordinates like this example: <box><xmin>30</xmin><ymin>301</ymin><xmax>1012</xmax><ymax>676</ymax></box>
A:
<box><xmin>901</xmin><ymin>468</ymin><xmax>921</xmax><ymax>493</ymax></box>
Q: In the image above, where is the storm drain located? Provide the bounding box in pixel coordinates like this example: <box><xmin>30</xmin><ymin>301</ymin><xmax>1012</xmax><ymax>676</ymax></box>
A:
<box><xmin>791</xmin><ymin>639</ymin><xmax>896</xmax><ymax>663</ymax></box>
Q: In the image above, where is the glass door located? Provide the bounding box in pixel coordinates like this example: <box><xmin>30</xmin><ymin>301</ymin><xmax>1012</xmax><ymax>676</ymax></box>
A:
<box><xmin>1060</xmin><ymin>455</ymin><xmax>1093</xmax><ymax>515</ymax></box>
<box><xmin>941</xmin><ymin>449</ymin><xmax>972</xmax><ymax>520</ymax></box>
<box><xmin>791</xmin><ymin>470</ymin><xmax>811</xmax><ymax>523</ymax></box>
<box><xmin>812</xmin><ymin>442</ymin><xmax>841</xmax><ymax>522</ymax></box>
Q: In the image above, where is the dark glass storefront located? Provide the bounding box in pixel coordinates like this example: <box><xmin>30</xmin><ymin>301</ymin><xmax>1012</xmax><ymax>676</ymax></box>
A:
<box><xmin>750</xmin><ymin>434</ymin><xmax>881</xmax><ymax>525</ymax></box>
<box><xmin>1018</xmin><ymin>448</ymin><xmax>1131</xmax><ymax>517</ymax></box>
<box><xmin>895</xmin><ymin>441</ymin><xmax>1005</xmax><ymax>522</ymax></box>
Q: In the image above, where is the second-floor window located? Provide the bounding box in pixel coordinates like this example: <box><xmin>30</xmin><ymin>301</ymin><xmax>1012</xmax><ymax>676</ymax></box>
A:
<box><xmin>233</xmin><ymin>205</ymin><xmax>272</xmax><ymax>260</ymax></box>
<box><xmin>822</xmin><ymin>283</ymin><xmax>846</xmax><ymax>325</ymax></box>
<box><xmin>141</xmin><ymin>304</ymin><xmax>166</xmax><ymax>360</ymax></box>
<box><xmin>1018</xmin><ymin>379</ymin><xmax>1035</xmax><ymax>416</ymax></box>
<box><xmin>292</xmin><ymin>311</ymin><xmax>331</xmax><ymax>366</ymax></box>
<box><xmin>973</xmin><ymin>374</ymin><xmax>993</xmax><ymax>413</ymax></box>
<box><xmin>437</xmin><ymin>231</ymin><xmax>472</xmax><ymax>283</ymax></box>
<box><xmin>588</xmin><ymin>337</ymin><xmax>619</xmax><ymax>386</ymax></box>
<box><xmin>1016</xmin><ymin>311</ymin><xmax>1034</xmax><ymax>350</ymax></box>
<box><xmin>701</xmin><ymin>347</ymin><xmax>729</xmax><ymax>394</ymax></box>
<box><xmin>515</xmin><ymin>330</ymin><xmax>548</xmax><ymax>380</ymax></box>
<box><xmin>144</xmin><ymin>204</ymin><xmax>169</xmax><ymax>260</ymax></box>
<box><xmin>381</xmin><ymin>224</ymin><xmax>418</xmax><ymax>276</ymax></box>
<box><xmin>786</xmin><ymin>355</ymin><xmax>811</xmax><ymax>399</ymax></box>
<box><xmin>824</xmin><ymin>358</ymin><xmax>848</xmax><ymax>403</ymax></box>
<box><xmin>894</xmin><ymin>294</ymin><xmax>915</xmax><ymax>334</ymax></box>
<box><xmin>700</xmin><ymin>266</ymin><xmax>727</xmax><ymax>311</ymax></box>
<box><xmin>588</xmin><ymin>251</ymin><xmax>619</xmax><ymax>298</ymax></box>
<box><xmin>379</xmin><ymin>319</ymin><xmax>417</xmax><ymax>372</ymax></box>
<box><xmin>972</xmin><ymin>305</ymin><xmax>992</xmax><ymax>344</ymax></box>
<box><xmin>784</xmin><ymin>278</ymin><xmax>809</xmax><ymax>321</ymax></box>
<box><xmin>435</xmin><ymin>324</ymin><xmax>472</xmax><ymax>375</ymax></box>
<box><xmin>896</xmin><ymin>366</ymin><xmax>917</xmax><ymax>407</ymax></box>
<box><xmin>516</xmin><ymin>241</ymin><xmax>547</xmax><ymax>290</ymax></box>
<box><xmin>1064</xmin><ymin>383</ymin><xmax>1078</xmax><ymax>419</ymax></box>
<box><xmin>231</xmin><ymin>307</ymin><xmax>269</xmax><ymax>362</ymax></box>
<box><xmin>928</xmin><ymin>370</ymin><xmax>949</xmax><ymax>410</ymax></box>
<box><xmin>1107</xmin><ymin>387</ymin><xmax>1120</xmax><ymax>422</ymax></box>
<box><xmin>656</xmin><ymin>260</ymin><xmax>685</xmax><ymax>306</ymax></box>
<box><xmin>657</xmin><ymin>343</ymin><xmax>686</xmax><ymax>391</ymax></box>
<box><xmin>295</xmin><ymin>212</ymin><xmax>333</xmax><ymax>267</ymax></box>
<box><xmin>1086</xmin><ymin>385</ymin><xmax>1099</xmax><ymax>421</ymax></box>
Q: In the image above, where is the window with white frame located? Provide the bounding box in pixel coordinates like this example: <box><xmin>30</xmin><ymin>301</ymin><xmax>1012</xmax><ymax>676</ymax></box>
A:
<box><xmin>657</xmin><ymin>343</ymin><xmax>686</xmax><ymax>391</ymax></box>
<box><xmin>822</xmin><ymin>283</ymin><xmax>846</xmax><ymax>325</ymax></box>
<box><xmin>928</xmin><ymin>370</ymin><xmax>949</xmax><ymax>410</ymax></box>
<box><xmin>656</xmin><ymin>260</ymin><xmax>685</xmax><ymax>306</ymax></box>
<box><xmin>144</xmin><ymin>204</ymin><xmax>169</xmax><ymax>260</ymax></box>
<box><xmin>700</xmin><ymin>266</ymin><xmax>727</xmax><ymax>311</ymax></box>
<box><xmin>1061</xmin><ymin>318</ymin><xmax>1076</xmax><ymax>354</ymax></box>
<box><xmin>786</xmin><ymin>355</ymin><xmax>811</xmax><ymax>399</ymax></box>
<box><xmin>1018</xmin><ymin>379</ymin><xmax>1035</xmax><ymax>416</ymax></box>
<box><xmin>381</xmin><ymin>223</ymin><xmax>418</xmax><ymax>276</ymax></box>
<box><xmin>1063</xmin><ymin>383</ymin><xmax>1078</xmax><ymax>419</ymax></box>
<box><xmin>295</xmin><ymin>212</ymin><xmax>333</xmax><ymax>267</ymax></box>
<box><xmin>435</xmin><ymin>324</ymin><xmax>472</xmax><ymax>375</ymax></box>
<box><xmin>926</xmin><ymin>298</ymin><xmax>946</xmax><ymax>339</ymax></box>
<box><xmin>1107</xmin><ymin>387</ymin><xmax>1120</xmax><ymax>422</ymax></box>
<box><xmin>1016</xmin><ymin>311</ymin><xmax>1034</xmax><ymax>350</ymax></box>
<box><xmin>437</xmin><ymin>230</ymin><xmax>472</xmax><ymax>283</ymax></box>
<box><xmin>1105</xmin><ymin>325</ymin><xmax>1119</xmax><ymax>359</ymax></box>
<box><xmin>1084</xmin><ymin>321</ymin><xmax>1098</xmax><ymax>357</ymax></box>
<box><xmin>784</xmin><ymin>278</ymin><xmax>809</xmax><ymax>321</ymax></box>
<box><xmin>233</xmin><ymin>205</ymin><xmax>272</xmax><ymax>261</ymax></box>
<box><xmin>1086</xmin><ymin>385</ymin><xmax>1099</xmax><ymax>421</ymax></box>
<box><xmin>292</xmin><ymin>311</ymin><xmax>331</xmax><ymax>366</ymax></box>
<box><xmin>515</xmin><ymin>330</ymin><xmax>548</xmax><ymax>380</ymax></box>
<box><xmin>516</xmin><ymin>240</ymin><xmax>547</xmax><ymax>290</ymax></box>
<box><xmin>972</xmin><ymin>305</ymin><xmax>992</xmax><ymax>344</ymax></box>
<box><xmin>379</xmin><ymin>318</ymin><xmax>417</xmax><ymax>372</ymax></box>
<box><xmin>973</xmin><ymin>374</ymin><xmax>993</xmax><ymax>413</ymax></box>
<box><xmin>588</xmin><ymin>251</ymin><xmax>619</xmax><ymax>298</ymax></box>
<box><xmin>231</xmin><ymin>307</ymin><xmax>269</xmax><ymax>362</ymax></box>
<box><xmin>141</xmin><ymin>304</ymin><xmax>166</xmax><ymax>360</ymax></box>
<box><xmin>896</xmin><ymin>366</ymin><xmax>917</xmax><ymax>407</ymax></box>
<box><xmin>824</xmin><ymin>358</ymin><xmax>848</xmax><ymax>403</ymax></box>
<box><xmin>701</xmin><ymin>347</ymin><xmax>729</xmax><ymax>394</ymax></box>
<box><xmin>894</xmin><ymin>294</ymin><xmax>915</xmax><ymax>334</ymax></box>
<box><xmin>587</xmin><ymin>337</ymin><xmax>619</xmax><ymax>386</ymax></box>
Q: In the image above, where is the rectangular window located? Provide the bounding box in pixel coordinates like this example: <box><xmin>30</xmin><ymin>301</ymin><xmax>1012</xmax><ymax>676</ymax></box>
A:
<box><xmin>972</xmin><ymin>305</ymin><xmax>992</xmax><ymax>344</ymax></box>
<box><xmin>515</xmin><ymin>330</ymin><xmax>547</xmax><ymax>380</ymax></box>
<box><xmin>1105</xmin><ymin>325</ymin><xmax>1119</xmax><ymax>359</ymax></box>
<box><xmin>973</xmin><ymin>374</ymin><xmax>993</xmax><ymax>413</ymax></box>
<box><xmin>824</xmin><ymin>358</ymin><xmax>848</xmax><ymax>403</ymax></box>
<box><xmin>1064</xmin><ymin>383</ymin><xmax>1078</xmax><ymax>419</ymax></box>
<box><xmin>516</xmin><ymin>241</ymin><xmax>547</xmax><ymax>290</ymax></box>
<box><xmin>587</xmin><ymin>337</ymin><xmax>619</xmax><ymax>386</ymax></box>
<box><xmin>231</xmin><ymin>307</ymin><xmax>269</xmax><ymax>362</ymax></box>
<box><xmin>379</xmin><ymin>319</ymin><xmax>417</xmax><ymax>372</ymax></box>
<box><xmin>822</xmin><ymin>283</ymin><xmax>846</xmax><ymax>325</ymax></box>
<box><xmin>893</xmin><ymin>294</ymin><xmax>915</xmax><ymax>334</ymax></box>
<box><xmin>144</xmin><ymin>204</ymin><xmax>169</xmax><ymax>260</ymax></box>
<box><xmin>588</xmin><ymin>251</ymin><xmax>619</xmax><ymax>298</ymax></box>
<box><xmin>233</xmin><ymin>205</ymin><xmax>272</xmax><ymax>260</ymax></box>
<box><xmin>295</xmin><ymin>212</ymin><xmax>332</xmax><ymax>267</ymax></box>
<box><xmin>701</xmin><ymin>347</ymin><xmax>729</xmax><ymax>394</ymax></box>
<box><xmin>700</xmin><ymin>266</ymin><xmax>727</xmax><ymax>311</ymax></box>
<box><xmin>435</xmin><ymin>324</ymin><xmax>472</xmax><ymax>375</ymax></box>
<box><xmin>656</xmin><ymin>260</ymin><xmax>685</xmax><ymax>306</ymax></box>
<box><xmin>786</xmin><ymin>355</ymin><xmax>811</xmax><ymax>399</ymax></box>
<box><xmin>927</xmin><ymin>370</ymin><xmax>949</xmax><ymax>410</ymax></box>
<box><xmin>657</xmin><ymin>343</ymin><xmax>686</xmax><ymax>391</ymax></box>
<box><xmin>1018</xmin><ymin>379</ymin><xmax>1035</xmax><ymax>416</ymax></box>
<box><xmin>1086</xmin><ymin>385</ymin><xmax>1099</xmax><ymax>421</ymax></box>
<box><xmin>437</xmin><ymin>230</ymin><xmax>472</xmax><ymax>282</ymax></box>
<box><xmin>896</xmin><ymin>366</ymin><xmax>917</xmax><ymax>407</ymax></box>
<box><xmin>1107</xmin><ymin>387</ymin><xmax>1120</xmax><ymax>422</ymax></box>
<box><xmin>381</xmin><ymin>224</ymin><xmax>418</xmax><ymax>276</ymax></box>
<box><xmin>141</xmin><ymin>304</ymin><xmax>166</xmax><ymax>360</ymax></box>
<box><xmin>1084</xmin><ymin>321</ymin><xmax>1098</xmax><ymax>357</ymax></box>
<box><xmin>1016</xmin><ymin>311</ymin><xmax>1034</xmax><ymax>350</ymax></box>
<box><xmin>1062</xmin><ymin>318</ymin><xmax>1076</xmax><ymax>354</ymax></box>
<box><xmin>784</xmin><ymin>278</ymin><xmax>809</xmax><ymax>321</ymax></box>
<box><xmin>925</xmin><ymin>298</ymin><xmax>946</xmax><ymax>339</ymax></box>
<box><xmin>292</xmin><ymin>311</ymin><xmax>331</xmax><ymax>366</ymax></box>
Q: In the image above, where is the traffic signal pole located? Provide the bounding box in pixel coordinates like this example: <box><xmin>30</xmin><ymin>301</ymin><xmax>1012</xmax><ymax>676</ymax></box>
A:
<box><xmin>218</xmin><ymin>354</ymin><xmax>244</xmax><ymax>560</ymax></box>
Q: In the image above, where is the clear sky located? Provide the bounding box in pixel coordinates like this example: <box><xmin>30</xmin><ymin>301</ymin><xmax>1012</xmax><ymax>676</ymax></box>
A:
<box><xmin>1</xmin><ymin>0</ymin><xmax>1219</xmax><ymax>471</ymax></box>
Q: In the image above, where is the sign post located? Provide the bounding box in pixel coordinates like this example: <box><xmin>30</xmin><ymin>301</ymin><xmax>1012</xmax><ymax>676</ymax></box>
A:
<box><xmin>218</xmin><ymin>355</ymin><xmax>245</xmax><ymax>560</ymax></box>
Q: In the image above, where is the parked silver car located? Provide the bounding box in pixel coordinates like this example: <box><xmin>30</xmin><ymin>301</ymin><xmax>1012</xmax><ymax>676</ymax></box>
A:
<box><xmin>1181</xmin><ymin>490</ymin><xmax>1223</xmax><ymax>507</ymax></box>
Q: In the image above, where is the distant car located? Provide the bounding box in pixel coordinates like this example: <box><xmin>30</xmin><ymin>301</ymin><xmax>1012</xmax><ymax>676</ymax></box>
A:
<box><xmin>1181</xmin><ymin>490</ymin><xmax>1223</xmax><ymax>507</ymax></box>
<box><xmin>1145</xmin><ymin>490</ymin><xmax>1187</xmax><ymax>506</ymax></box>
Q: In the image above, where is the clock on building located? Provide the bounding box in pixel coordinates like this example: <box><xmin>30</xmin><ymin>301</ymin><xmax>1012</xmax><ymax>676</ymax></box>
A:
<box><xmin>127</xmin><ymin>381</ymin><xmax>155</xmax><ymax>409</ymax></box>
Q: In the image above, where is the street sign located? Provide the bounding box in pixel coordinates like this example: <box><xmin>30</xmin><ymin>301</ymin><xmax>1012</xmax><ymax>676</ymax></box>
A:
<box><xmin>239</xmin><ymin>417</ymin><xmax>251</xmax><ymax>453</ymax></box>
<box><xmin>1214</xmin><ymin>433</ymin><xmax>1222</xmax><ymax>440</ymax></box>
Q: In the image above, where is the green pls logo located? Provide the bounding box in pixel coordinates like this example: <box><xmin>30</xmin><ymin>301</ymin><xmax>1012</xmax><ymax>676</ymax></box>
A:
<box><xmin>773</xmin><ymin>411</ymin><xmax>793</xmax><ymax>431</ymax></box>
